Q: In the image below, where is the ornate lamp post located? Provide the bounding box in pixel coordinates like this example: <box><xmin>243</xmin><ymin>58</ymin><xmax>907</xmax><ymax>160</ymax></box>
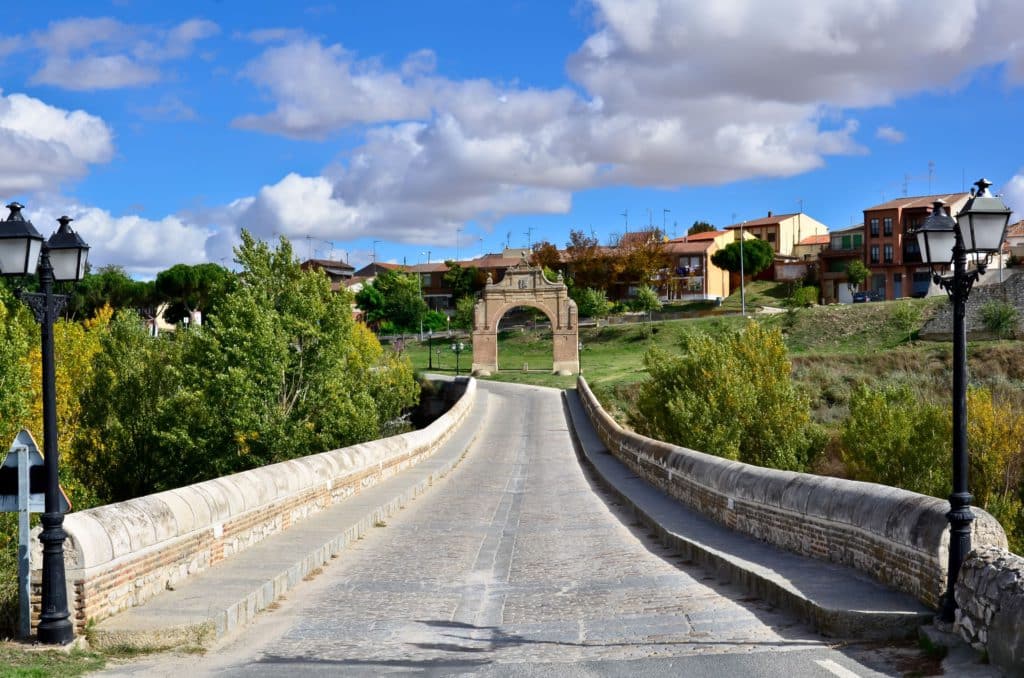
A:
<box><xmin>911</xmin><ymin>179</ymin><xmax>1011</xmax><ymax>622</ymax></box>
<box><xmin>0</xmin><ymin>204</ymin><xmax>89</xmax><ymax>644</ymax></box>
<box><xmin>451</xmin><ymin>341</ymin><xmax>465</xmax><ymax>375</ymax></box>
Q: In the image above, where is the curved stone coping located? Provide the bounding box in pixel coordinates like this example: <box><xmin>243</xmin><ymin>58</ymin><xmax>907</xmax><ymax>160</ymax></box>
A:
<box><xmin>576</xmin><ymin>377</ymin><xmax>1007</xmax><ymax>607</ymax></box>
<box><xmin>55</xmin><ymin>378</ymin><xmax>477</xmax><ymax>576</ymax></box>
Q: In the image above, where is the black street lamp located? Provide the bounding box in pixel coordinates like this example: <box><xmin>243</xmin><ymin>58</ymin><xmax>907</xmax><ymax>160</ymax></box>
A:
<box><xmin>911</xmin><ymin>179</ymin><xmax>1011</xmax><ymax>623</ymax></box>
<box><xmin>451</xmin><ymin>341</ymin><xmax>465</xmax><ymax>375</ymax></box>
<box><xmin>428</xmin><ymin>329</ymin><xmax>433</xmax><ymax>370</ymax></box>
<box><xmin>0</xmin><ymin>204</ymin><xmax>89</xmax><ymax>644</ymax></box>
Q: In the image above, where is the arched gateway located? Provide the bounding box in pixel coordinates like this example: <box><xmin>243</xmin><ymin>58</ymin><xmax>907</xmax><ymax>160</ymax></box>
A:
<box><xmin>471</xmin><ymin>260</ymin><xmax>579</xmax><ymax>376</ymax></box>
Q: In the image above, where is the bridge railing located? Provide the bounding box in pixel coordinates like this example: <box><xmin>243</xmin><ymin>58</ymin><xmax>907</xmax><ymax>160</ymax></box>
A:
<box><xmin>575</xmin><ymin>376</ymin><xmax>1007</xmax><ymax>609</ymax></box>
<box><xmin>31</xmin><ymin>378</ymin><xmax>476</xmax><ymax>632</ymax></box>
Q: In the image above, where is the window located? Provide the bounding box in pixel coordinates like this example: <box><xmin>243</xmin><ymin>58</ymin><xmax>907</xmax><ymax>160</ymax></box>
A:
<box><xmin>421</xmin><ymin>273</ymin><xmax>432</xmax><ymax>287</ymax></box>
<box><xmin>872</xmin><ymin>273</ymin><xmax>886</xmax><ymax>293</ymax></box>
<box><xmin>853</xmin><ymin>234</ymin><xmax>863</xmax><ymax>248</ymax></box>
<box><xmin>870</xmin><ymin>218</ymin><xmax>880</xmax><ymax>237</ymax></box>
<box><xmin>884</xmin><ymin>244</ymin><xmax>894</xmax><ymax>263</ymax></box>
<box><xmin>870</xmin><ymin>245</ymin><xmax>880</xmax><ymax>263</ymax></box>
<box><xmin>883</xmin><ymin>217</ymin><xmax>893</xmax><ymax>236</ymax></box>
<box><xmin>840</xmin><ymin>235</ymin><xmax>851</xmax><ymax>249</ymax></box>
<box><xmin>767</xmin><ymin>231</ymin><xmax>777</xmax><ymax>243</ymax></box>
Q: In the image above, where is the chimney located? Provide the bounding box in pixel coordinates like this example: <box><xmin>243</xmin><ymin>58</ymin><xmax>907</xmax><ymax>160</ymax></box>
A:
<box><xmin>767</xmin><ymin>210</ymin><xmax>773</xmax><ymax>217</ymax></box>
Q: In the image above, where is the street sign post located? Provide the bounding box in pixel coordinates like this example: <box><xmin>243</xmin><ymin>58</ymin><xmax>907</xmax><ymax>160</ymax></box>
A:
<box><xmin>0</xmin><ymin>430</ymin><xmax>70</xmax><ymax>638</ymax></box>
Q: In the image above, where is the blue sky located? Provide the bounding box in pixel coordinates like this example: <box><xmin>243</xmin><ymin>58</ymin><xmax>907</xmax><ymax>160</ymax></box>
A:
<box><xmin>3</xmin><ymin>1</ymin><xmax>1024</xmax><ymax>276</ymax></box>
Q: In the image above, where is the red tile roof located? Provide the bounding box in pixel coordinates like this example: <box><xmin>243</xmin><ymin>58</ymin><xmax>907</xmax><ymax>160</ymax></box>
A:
<box><xmin>724</xmin><ymin>213</ymin><xmax>800</xmax><ymax>229</ymax></box>
<box><xmin>864</xmin><ymin>192</ymin><xmax>970</xmax><ymax>212</ymax></box>
<box><xmin>797</xmin><ymin>234</ymin><xmax>830</xmax><ymax>246</ymax></box>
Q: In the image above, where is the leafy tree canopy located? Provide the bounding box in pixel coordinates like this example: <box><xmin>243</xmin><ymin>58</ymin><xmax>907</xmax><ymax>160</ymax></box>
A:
<box><xmin>530</xmin><ymin>240</ymin><xmax>561</xmax><ymax>274</ymax></box>
<box><xmin>355</xmin><ymin>269</ymin><xmax>427</xmax><ymax>332</ymax></box>
<box><xmin>688</xmin><ymin>221</ymin><xmax>716</xmax><ymax>235</ymax></box>
<box><xmin>154</xmin><ymin>262</ymin><xmax>235</xmax><ymax>324</ymax></box>
<box><xmin>571</xmin><ymin>287</ymin><xmax>612</xmax><ymax>319</ymax></box>
<box><xmin>846</xmin><ymin>260</ymin><xmax>869</xmax><ymax>291</ymax></box>
<box><xmin>710</xmin><ymin>238</ymin><xmax>774</xmax><ymax>276</ymax></box>
<box><xmin>442</xmin><ymin>261</ymin><xmax>482</xmax><ymax>300</ymax></box>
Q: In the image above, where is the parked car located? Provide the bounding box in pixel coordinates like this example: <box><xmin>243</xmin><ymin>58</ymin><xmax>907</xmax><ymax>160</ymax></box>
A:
<box><xmin>852</xmin><ymin>290</ymin><xmax>884</xmax><ymax>303</ymax></box>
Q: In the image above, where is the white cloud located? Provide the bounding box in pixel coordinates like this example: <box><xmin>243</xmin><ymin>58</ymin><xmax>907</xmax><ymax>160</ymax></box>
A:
<box><xmin>1001</xmin><ymin>173</ymin><xmax>1024</xmax><ymax>220</ymax></box>
<box><xmin>233</xmin><ymin>39</ymin><xmax>435</xmax><ymax>138</ymax></box>
<box><xmin>876</xmin><ymin>126</ymin><xmax>906</xmax><ymax>144</ymax></box>
<box><xmin>34</xmin><ymin>55</ymin><xmax>160</xmax><ymax>90</ymax></box>
<box><xmin>0</xmin><ymin>91</ymin><xmax>114</xmax><ymax>194</ymax></box>
<box><xmin>227</xmin><ymin>1</ymin><xmax>1024</xmax><ymax>244</ymax></box>
<box><xmin>26</xmin><ymin>17</ymin><xmax>219</xmax><ymax>91</ymax></box>
<box><xmin>22</xmin><ymin>198</ymin><xmax>213</xmax><ymax>278</ymax></box>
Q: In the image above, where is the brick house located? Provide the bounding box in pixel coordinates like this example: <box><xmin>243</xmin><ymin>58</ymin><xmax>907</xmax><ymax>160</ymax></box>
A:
<box><xmin>862</xmin><ymin>192</ymin><xmax>970</xmax><ymax>300</ymax></box>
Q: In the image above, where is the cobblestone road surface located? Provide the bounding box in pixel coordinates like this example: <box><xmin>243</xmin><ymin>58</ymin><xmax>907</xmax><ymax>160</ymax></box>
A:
<box><xmin>96</xmin><ymin>381</ymin><xmax>936</xmax><ymax>677</ymax></box>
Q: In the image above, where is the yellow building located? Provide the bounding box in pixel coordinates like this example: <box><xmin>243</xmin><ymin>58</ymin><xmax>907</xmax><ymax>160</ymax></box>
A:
<box><xmin>724</xmin><ymin>211</ymin><xmax>829</xmax><ymax>257</ymax></box>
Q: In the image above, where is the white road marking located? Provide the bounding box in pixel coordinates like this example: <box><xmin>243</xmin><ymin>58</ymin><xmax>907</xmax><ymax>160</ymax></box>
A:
<box><xmin>815</xmin><ymin>659</ymin><xmax>862</xmax><ymax>678</ymax></box>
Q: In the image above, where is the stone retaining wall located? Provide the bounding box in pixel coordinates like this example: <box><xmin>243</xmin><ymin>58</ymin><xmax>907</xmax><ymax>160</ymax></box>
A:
<box><xmin>920</xmin><ymin>269</ymin><xmax>1023</xmax><ymax>340</ymax></box>
<box><xmin>31</xmin><ymin>378</ymin><xmax>476</xmax><ymax>632</ymax></box>
<box><xmin>955</xmin><ymin>546</ymin><xmax>1024</xmax><ymax>677</ymax></box>
<box><xmin>576</xmin><ymin>377</ymin><xmax>1007</xmax><ymax>608</ymax></box>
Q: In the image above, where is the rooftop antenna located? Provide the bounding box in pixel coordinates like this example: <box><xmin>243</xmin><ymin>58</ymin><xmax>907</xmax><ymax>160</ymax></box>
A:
<box><xmin>621</xmin><ymin>209</ymin><xmax>629</xmax><ymax>232</ymax></box>
<box><xmin>506</xmin><ymin>231</ymin><xmax>511</xmax><ymax>249</ymax></box>
<box><xmin>524</xmin><ymin>226</ymin><xmax>534</xmax><ymax>250</ymax></box>
<box><xmin>672</xmin><ymin>220</ymin><xmax>678</xmax><ymax>239</ymax></box>
<box><xmin>662</xmin><ymin>208</ymin><xmax>670</xmax><ymax>235</ymax></box>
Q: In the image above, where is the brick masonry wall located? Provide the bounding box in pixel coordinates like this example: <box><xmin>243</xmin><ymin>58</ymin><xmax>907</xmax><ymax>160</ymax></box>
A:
<box><xmin>920</xmin><ymin>269</ymin><xmax>1024</xmax><ymax>339</ymax></box>
<box><xmin>576</xmin><ymin>377</ymin><xmax>1007</xmax><ymax>608</ymax></box>
<box><xmin>31</xmin><ymin>379</ymin><xmax>475</xmax><ymax>632</ymax></box>
<box><xmin>955</xmin><ymin>545</ymin><xmax>1024</xmax><ymax>677</ymax></box>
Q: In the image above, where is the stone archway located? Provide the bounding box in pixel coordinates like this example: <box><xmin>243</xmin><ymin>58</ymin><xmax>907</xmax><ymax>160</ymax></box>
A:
<box><xmin>471</xmin><ymin>260</ymin><xmax>578</xmax><ymax>376</ymax></box>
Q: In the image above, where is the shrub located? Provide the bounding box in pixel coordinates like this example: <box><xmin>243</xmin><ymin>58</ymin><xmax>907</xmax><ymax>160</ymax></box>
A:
<box><xmin>631</xmin><ymin>286</ymin><xmax>662</xmax><ymax>313</ymax></box>
<box><xmin>890</xmin><ymin>300</ymin><xmax>923</xmax><ymax>344</ymax></box>
<box><xmin>979</xmin><ymin>299</ymin><xmax>1018</xmax><ymax>338</ymax></box>
<box><xmin>573</xmin><ymin>287</ymin><xmax>612</xmax><ymax>318</ymax></box>
<box><xmin>634</xmin><ymin>321</ymin><xmax>818</xmax><ymax>471</ymax></box>
<box><xmin>840</xmin><ymin>383</ymin><xmax>951</xmax><ymax>498</ymax></box>
<box><xmin>791</xmin><ymin>285</ymin><xmax>819</xmax><ymax>307</ymax></box>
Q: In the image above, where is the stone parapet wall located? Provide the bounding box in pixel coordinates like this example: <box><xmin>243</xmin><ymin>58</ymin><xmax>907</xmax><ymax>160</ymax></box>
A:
<box><xmin>920</xmin><ymin>269</ymin><xmax>1023</xmax><ymax>339</ymax></box>
<box><xmin>32</xmin><ymin>379</ymin><xmax>476</xmax><ymax>631</ymax></box>
<box><xmin>955</xmin><ymin>546</ymin><xmax>1024</xmax><ymax>677</ymax></box>
<box><xmin>576</xmin><ymin>377</ymin><xmax>1007</xmax><ymax>608</ymax></box>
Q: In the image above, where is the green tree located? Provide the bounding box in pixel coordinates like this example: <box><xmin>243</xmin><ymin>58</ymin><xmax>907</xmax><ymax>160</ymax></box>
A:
<box><xmin>846</xmin><ymin>260</ymin><xmax>869</xmax><ymax>292</ymax></box>
<box><xmin>688</xmin><ymin>221</ymin><xmax>716</xmax><ymax>235</ymax></box>
<box><xmin>631</xmin><ymin>285</ymin><xmax>662</xmax><ymax>313</ymax></box>
<box><xmin>442</xmin><ymin>261</ymin><xmax>482</xmax><ymax>300</ymax></box>
<box><xmin>453</xmin><ymin>295</ymin><xmax>476</xmax><ymax>330</ymax></box>
<box><xmin>840</xmin><ymin>383</ymin><xmax>951</xmax><ymax>498</ymax></box>
<box><xmin>710</xmin><ymin>238</ymin><xmax>774</xmax><ymax>277</ymax></box>
<box><xmin>66</xmin><ymin>265</ymin><xmax>153</xmax><ymax>320</ymax></box>
<box><xmin>572</xmin><ymin>287</ymin><xmax>612</xmax><ymax>318</ymax></box>
<box><xmin>76</xmin><ymin>232</ymin><xmax>420</xmax><ymax>501</ymax></box>
<box><xmin>355</xmin><ymin>269</ymin><xmax>428</xmax><ymax>332</ymax></box>
<box><xmin>153</xmin><ymin>262</ymin><xmax>235</xmax><ymax>324</ymax></box>
<box><xmin>635</xmin><ymin>321</ymin><xmax>818</xmax><ymax>470</ymax></box>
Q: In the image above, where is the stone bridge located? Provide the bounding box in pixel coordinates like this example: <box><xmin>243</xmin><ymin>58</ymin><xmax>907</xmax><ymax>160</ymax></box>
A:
<box><xmin>33</xmin><ymin>379</ymin><xmax>1024</xmax><ymax>675</ymax></box>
